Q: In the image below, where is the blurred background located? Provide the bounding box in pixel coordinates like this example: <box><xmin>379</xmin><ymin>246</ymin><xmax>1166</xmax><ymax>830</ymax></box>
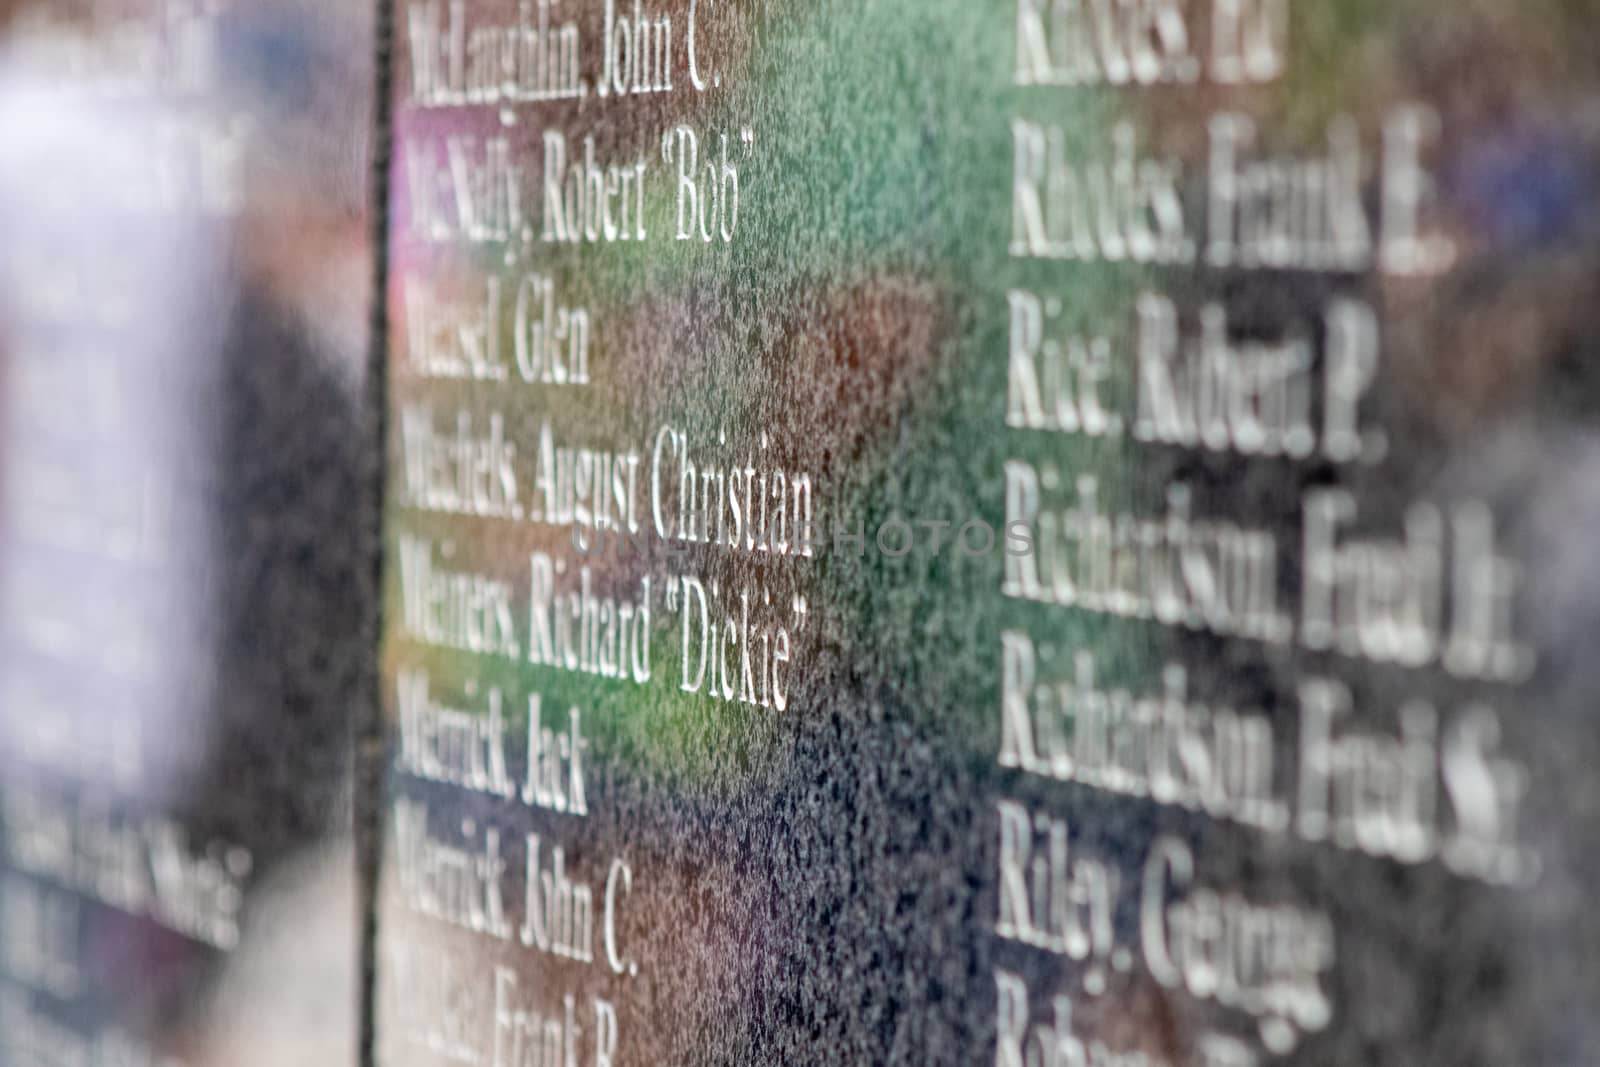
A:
<box><xmin>0</xmin><ymin>1</ymin><xmax>373</xmax><ymax>1064</ymax></box>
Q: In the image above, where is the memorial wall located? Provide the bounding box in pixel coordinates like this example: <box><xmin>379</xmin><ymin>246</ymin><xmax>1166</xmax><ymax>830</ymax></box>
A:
<box><xmin>374</xmin><ymin>0</ymin><xmax>1600</xmax><ymax>1064</ymax></box>
<box><xmin>3</xmin><ymin>0</ymin><xmax>1600</xmax><ymax>1065</ymax></box>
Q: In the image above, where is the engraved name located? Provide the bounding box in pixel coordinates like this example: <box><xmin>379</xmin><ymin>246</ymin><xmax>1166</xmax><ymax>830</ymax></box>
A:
<box><xmin>408</xmin><ymin>0</ymin><xmax>584</xmax><ymax>107</ymax></box>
